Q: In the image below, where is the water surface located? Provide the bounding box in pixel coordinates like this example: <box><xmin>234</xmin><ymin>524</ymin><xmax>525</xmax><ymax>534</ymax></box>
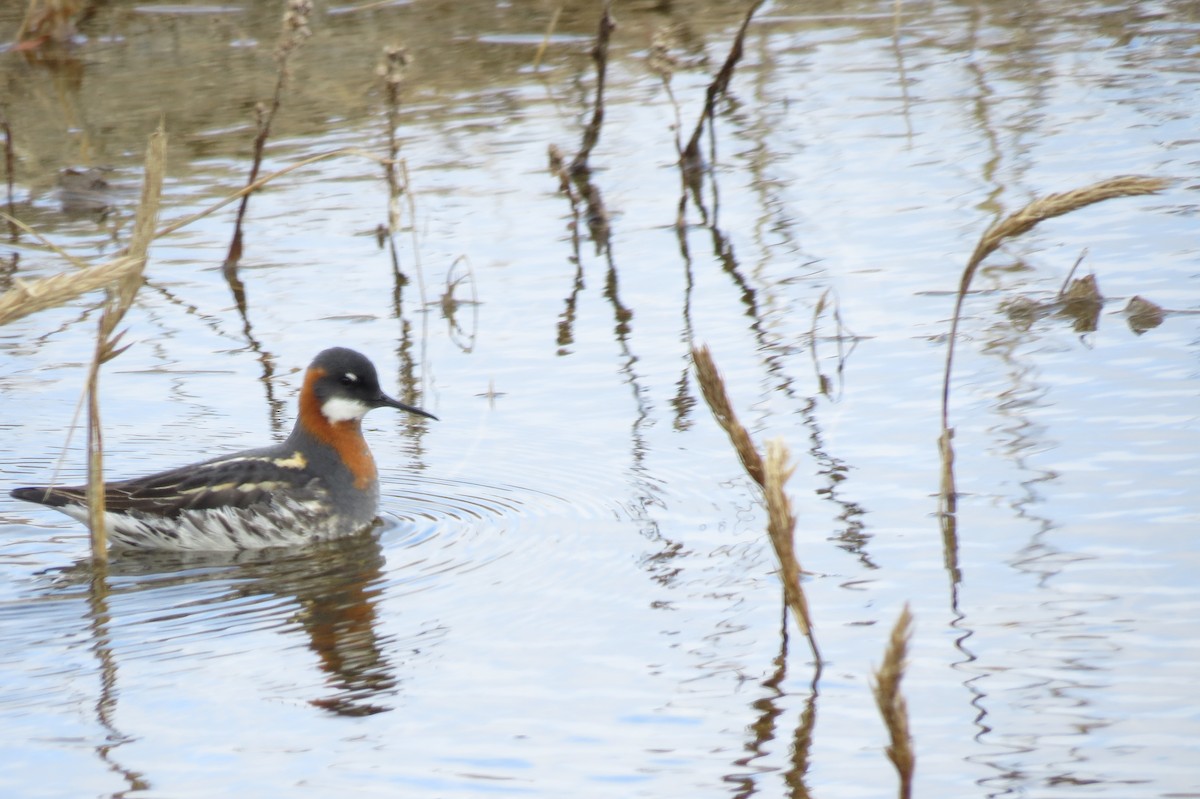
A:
<box><xmin>1</xmin><ymin>1</ymin><xmax>1198</xmax><ymax>797</ymax></box>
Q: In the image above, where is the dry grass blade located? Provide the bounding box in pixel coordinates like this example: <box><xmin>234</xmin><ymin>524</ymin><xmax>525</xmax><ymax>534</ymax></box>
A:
<box><xmin>691</xmin><ymin>344</ymin><xmax>764</xmax><ymax>486</ymax></box>
<box><xmin>2</xmin><ymin>148</ymin><xmax>383</xmax><ymax>330</ymax></box>
<box><xmin>156</xmin><ymin>147</ymin><xmax>379</xmax><ymax>241</ymax></box>
<box><xmin>873</xmin><ymin>604</ymin><xmax>915</xmax><ymax>799</ymax></box>
<box><xmin>84</xmin><ymin>124</ymin><xmax>167</xmax><ymax>560</ymax></box>
<box><xmin>1</xmin><ymin>211</ymin><xmax>92</xmax><ymax>269</ymax></box>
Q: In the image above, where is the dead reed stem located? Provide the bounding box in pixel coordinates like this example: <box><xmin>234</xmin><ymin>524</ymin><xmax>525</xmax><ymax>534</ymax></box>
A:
<box><xmin>84</xmin><ymin>124</ymin><xmax>166</xmax><ymax>560</ymax></box>
<box><xmin>547</xmin><ymin>2</ymin><xmax>615</xmax><ymax>255</ymax></box>
<box><xmin>872</xmin><ymin>604</ymin><xmax>915</xmax><ymax>799</ymax></box>
<box><xmin>376</xmin><ymin>44</ymin><xmax>427</xmax><ymax>312</ymax></box>
<box><xmin>648</xmin><ymin>28</ymin><xmax>683</xmax><ymax>156</ymax></box>
<box><xmin>938</xmin><ymin>175</ymin><xmax>1168</xmax><ymax>515</ymax></box>
<box><xmin>692</xmin><ymin>345</ymin><xmax>820</xmax><ymax>665</ymax></box>
<box><xmin>379</xmin><ymin>45</ymin><xmax>410</xmax><ymax>244</ymax></box>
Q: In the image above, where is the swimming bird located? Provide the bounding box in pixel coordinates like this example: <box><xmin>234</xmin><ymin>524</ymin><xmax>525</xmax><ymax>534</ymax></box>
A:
<box><xmin>10</xmin><ymin>347</ymin><xmax>436</xmax><ymax>550</ymax></box>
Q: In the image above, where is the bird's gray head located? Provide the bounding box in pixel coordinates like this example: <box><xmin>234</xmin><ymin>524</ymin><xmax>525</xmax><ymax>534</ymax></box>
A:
<box><xmin>306</xmin><ymin>347</ymin><xmax>437</xmax><ymax>424</ymax></box>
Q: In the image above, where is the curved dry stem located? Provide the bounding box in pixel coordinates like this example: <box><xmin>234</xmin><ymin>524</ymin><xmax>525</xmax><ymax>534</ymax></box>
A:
<box><xmin>940</xmin><ymin>175</ymin><xmax>1167</xmax><ymax>431</ymax></box>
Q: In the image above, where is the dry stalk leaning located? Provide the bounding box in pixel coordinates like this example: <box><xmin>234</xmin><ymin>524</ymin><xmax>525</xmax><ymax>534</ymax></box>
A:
<box><xmin>872</xmin><ymin>604</ymin><xmax>915</xmax><ymax>799</ymax></box>
<box><xmin>84</xmin><ymin>125</ymin><xmax>167</xmax><ymax>559</ymax></box>
<box><xmin>0</xmin><ymin>256</ymin><xmax>142</xmax><ymax>327</ymax></box>
<box><xmin>692</xmin><ymin>344</ymin><xmax>820</xmax><ymax>665</ymax></box>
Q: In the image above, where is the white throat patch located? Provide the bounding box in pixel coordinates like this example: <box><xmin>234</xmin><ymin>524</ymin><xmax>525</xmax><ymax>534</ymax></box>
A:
<box><xmin>321</xmin><ymin>396</ymin><xmax>371</xmax><ymax>423</ymax></box>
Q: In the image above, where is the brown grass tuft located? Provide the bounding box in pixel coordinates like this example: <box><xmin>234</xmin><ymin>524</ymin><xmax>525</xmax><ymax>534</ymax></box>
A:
<box><xmin>764</xmin><ymin>438</ymin><xmax>816</xmax><ymax>641</ymax></box>
<box><xmin>872</xmin><ymin>604</ymin><xmax>915</xmax><ymax>799</ymax></box>
<box><xmin>966</xmin><ymin>176</ymin><xmax>1166</xmax><ymax>274</ymax></box>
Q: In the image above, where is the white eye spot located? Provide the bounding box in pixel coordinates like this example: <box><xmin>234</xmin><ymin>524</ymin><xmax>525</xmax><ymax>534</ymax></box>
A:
<box><xmin>322</xmin><ymin>396</ymin><xmax>370</xmax><ymax>423</ymax></box>
<box><xmin>342</xmin><ymin>372</ymin><xmax>359</xmax><ymax>384</ymax></box>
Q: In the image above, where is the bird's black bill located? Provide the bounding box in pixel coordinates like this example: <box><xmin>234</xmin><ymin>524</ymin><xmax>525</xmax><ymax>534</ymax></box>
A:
<box><xmin>378</xmin><ymin>393</ymin><xmax>438</xmax><ymax>421</ymax></box>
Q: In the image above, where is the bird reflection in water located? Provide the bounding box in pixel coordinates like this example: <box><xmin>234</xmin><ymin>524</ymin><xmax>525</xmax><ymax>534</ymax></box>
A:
<box><xmin>52</xmin><ymin>526</ymin><xmax>428</xmax><ymax>719</ymax></box>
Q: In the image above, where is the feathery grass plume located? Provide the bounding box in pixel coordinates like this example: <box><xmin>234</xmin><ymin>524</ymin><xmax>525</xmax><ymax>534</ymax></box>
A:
<box><xmin>938</xmin><ymin>176</ymin><xmax>1169</xmax><ymax>515</ymax></box>
<box><xmin>692</xmin><ymin>345</ymin><xmax>820</xmax><ymax>663</ymax></box>
<box><xmin>764</xmin><ymin>438</ymin><xmax>818</xmax><ymax>652</ymax></box>
<box><xmin>872</xmin><ymin>604</ymin><xmax>915</xmax><ymax>799</ymax></box>
<box><xmin>967</xmin><ymin>177</ymin><xmax>1166</xmax><ymax>275</ymax></box>
<box><xmin>84</xmin><ymin>124</ymin><xmax>166</xmax><ymax>560</ymax></box>
<box><xmin>691</xmin><ymin>345</ymin><xmax>764</xmax><ymax>486</ymax></box>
